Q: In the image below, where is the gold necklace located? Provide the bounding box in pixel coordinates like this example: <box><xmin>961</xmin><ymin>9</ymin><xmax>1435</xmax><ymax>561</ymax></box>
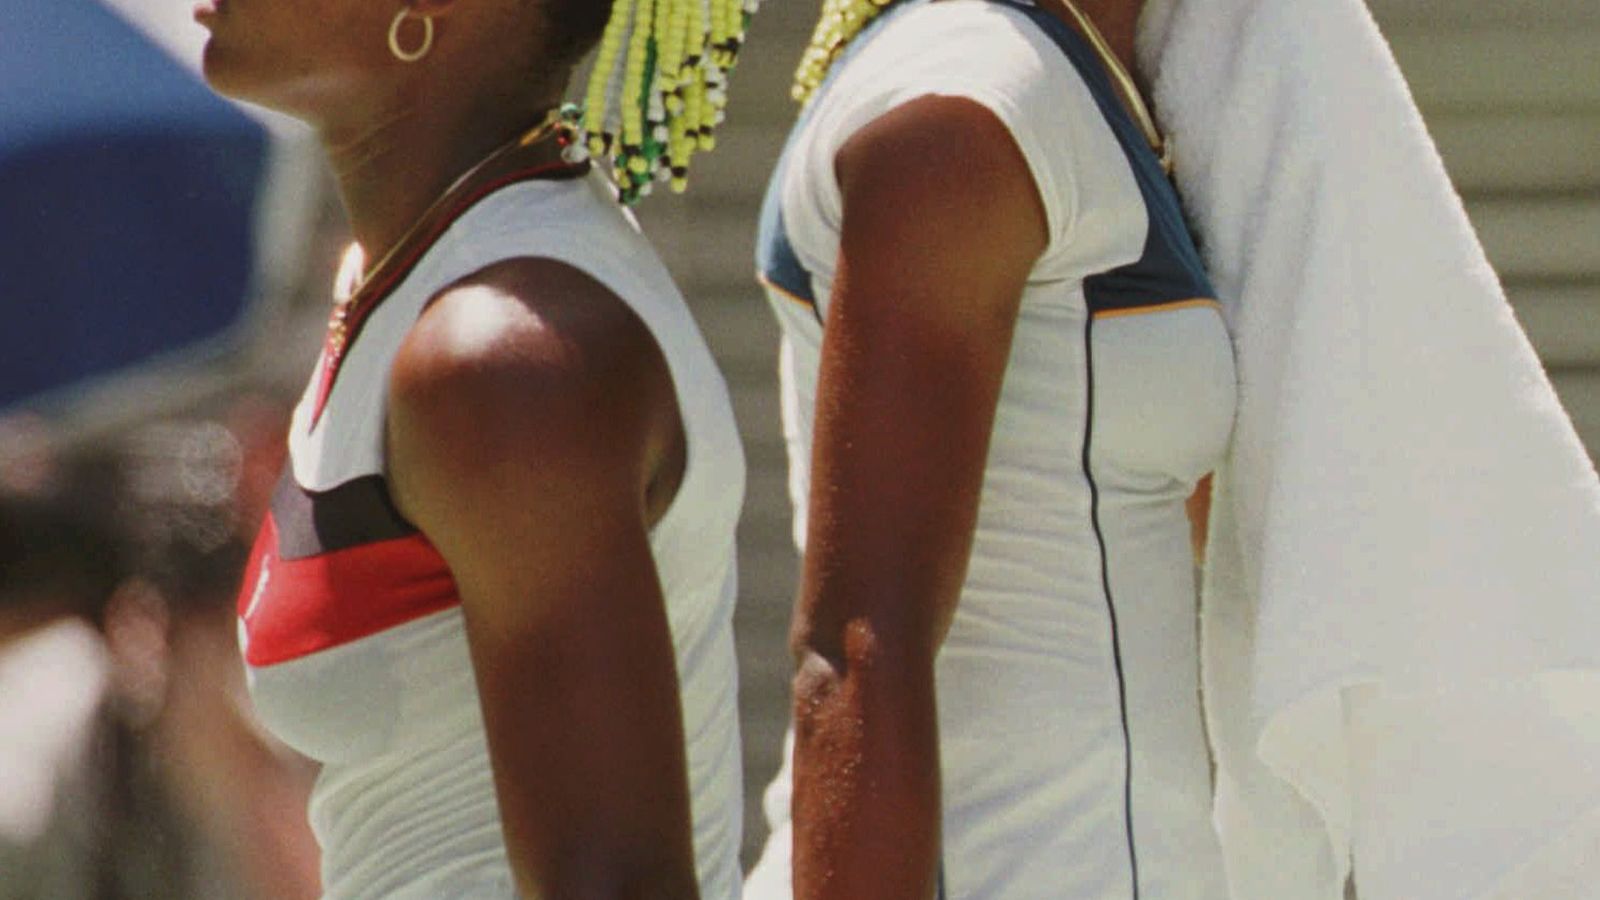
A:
<box><xmin>334</xmin><ymin>107</ymin><xmax>567</xmax><ymax>304</ymax></box>
<box><xmin>1052</xmin><ymin>0</ymin><xmax>1172</xmax><ymax>174</ymax></box>
<box><xmin>326</xmin><ymin>108</ymin><xmax>570</xmax><ymax>357</ymax></box>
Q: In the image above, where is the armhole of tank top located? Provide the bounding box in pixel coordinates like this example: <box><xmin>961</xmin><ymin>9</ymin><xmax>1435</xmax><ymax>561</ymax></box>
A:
<box><xmin>808</xmin><ymin>2</ymin><xmax>1087</xmax><ymax>295</ymax></box>
<box><xmin>436</xmin><ymin>193</ymin><xmax>708</xmax><ymax>543</ymax></box>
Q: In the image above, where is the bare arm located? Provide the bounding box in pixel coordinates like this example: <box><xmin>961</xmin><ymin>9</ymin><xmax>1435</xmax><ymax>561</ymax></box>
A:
<box><xmin>789</xmin><ymin>96</ymin><xmax>1049</xmax><ymax>899</ymax></box>
<box><xmin>386</xmin><ymin>258</ymin><xmax>697</xmax><ymax>899</ymax></box>
<box><xmin>1187</xmin><ymin>474</ymin><xmax>1213</xmax><ymax>565</ymax></box>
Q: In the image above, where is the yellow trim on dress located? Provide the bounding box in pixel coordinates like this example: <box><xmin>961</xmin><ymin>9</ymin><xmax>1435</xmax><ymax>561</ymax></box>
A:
<box><xmin>1092</xmin><ymin>298</ymin><xmax>1221</xmax><ymax>320</ymax></box>
<box><xmin>758</xmin><ymin>272</ymin><xmax>818</xmax><ymax>310</ymax></box>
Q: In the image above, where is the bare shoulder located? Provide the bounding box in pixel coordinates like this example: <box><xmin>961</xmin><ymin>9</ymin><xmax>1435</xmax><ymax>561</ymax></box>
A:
<box><xmin>829</xmin><ymin>94</ymin><xmax>1048</xmax><ymax>335</ymax></box>
<box><xmin>386</xmin><ymin>256</ymin><xmax>682</xmax><ymax>529</ymax></box>
<box><xmin>836</xmin><ymin>94</ymin><xmax>1045</xmax><ymax>224</ymax></box>
<box><xmin>389</xmin><ymin>256</ymin><xmax>671</xmax><ymax>433</ymax></box>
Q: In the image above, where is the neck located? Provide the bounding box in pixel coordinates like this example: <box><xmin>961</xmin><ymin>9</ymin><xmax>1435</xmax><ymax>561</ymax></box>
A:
<box><xmin>319</xmin><ymin>82</ymin><xmax>560</xmax><ymax>268</ymax></box>
<box><xmin>1069</xmin><ymin>0</ymin><xmax>1144</xmax><ymax>73</ymax></box>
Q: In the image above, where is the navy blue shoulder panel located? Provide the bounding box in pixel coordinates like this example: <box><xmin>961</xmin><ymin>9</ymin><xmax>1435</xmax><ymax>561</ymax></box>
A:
<box><xmin>755</xmin><ymin>115</ymin><xmax>820</xmax><ymax>314</ymax></box>
<box><xmin>987</xmin><ymin>0</ymin><xmax>1215</xmax><ymax>313</ymax></box>
<box><xmin>755</xmin><ymin>0</ymin><xmax>1215</xmax><ymax>319</ymax></box>
<box><xmin>754</xmin><ymin>4</ymin><xmax>913</xmax><ymax>321</ymax></box>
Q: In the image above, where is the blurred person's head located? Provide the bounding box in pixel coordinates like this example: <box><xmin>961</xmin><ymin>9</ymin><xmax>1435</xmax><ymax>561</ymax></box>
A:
<box><xmin>0</xmin><ymin>400</ymin><xmax>279</xmax><ymax>682</ymax></box>
<box><xmin>0</xmin><ymin>493</ymin><xmax>124</xmax><ymax>641</ymax></box>
<box><xmin>117</xmin><ymin>411</ymin><xmax>272</xmax><ymax>617</ymax></box>
<box><xmin>0</xmin><ymin>415</ymin><xmax>59</xmax><ymax>498</ymax></box>
<box><xmin>221</xmin><ymin>393</ymin><xmax>293</xmax><ymax>544</ymax></box>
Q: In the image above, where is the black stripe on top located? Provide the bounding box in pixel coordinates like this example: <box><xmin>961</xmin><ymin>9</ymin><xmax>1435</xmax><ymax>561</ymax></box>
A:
<box><xmin>310</xmin><ymin>160</ymin><xmax>592</xmax><ymax>430</ymax></box>
<box><xmin>269</xmin><ymin>467</ymin><xmax>418</xmax><ymax>561</ymax></box>
<box><xmin>992</xmin><ymin>0</ymin><xmax>1216</xmax><ymax>317</ymax></box>
<box><xmin>1081</xmin><ymin>313</ymin><xmax>1141</xmax><ymax>899</ymax></box>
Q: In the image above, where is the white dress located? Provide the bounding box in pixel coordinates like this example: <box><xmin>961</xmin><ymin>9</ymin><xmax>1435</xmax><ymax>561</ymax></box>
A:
<box><xmin>749</xmin><ymin>1</ymin><xmax>1235</xmax><ymax>896</ymax></box>
<box><xmin>236</xmin><ymin>168</ymin><xmax>746</xmax><ymax>899</ymax></box>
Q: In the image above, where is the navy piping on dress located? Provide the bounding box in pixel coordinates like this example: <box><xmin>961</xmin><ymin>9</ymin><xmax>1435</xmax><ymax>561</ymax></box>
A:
<box><xmin>1080</xmin><ymin>311</ymin><xmax>1141</xmax><ymax>899</ymax></box>
<box><xmin>754</xmin><ymin>2</ymin><xmax>1225</xmax><ymax>895</ymax></box>
<box><xmin>269</xmin><ymin>469</ymin><xmax>417</xmax><ymax>561</ymax></box>
<box><xmin>992</xmin><ymin>0</ymin><xmax>1214</xmax><ymax>316</ymax></box>
<box><xmin>984</xmin><ymin>4</ymin><xmax>1219</xmax><ymax>895</ymax></box>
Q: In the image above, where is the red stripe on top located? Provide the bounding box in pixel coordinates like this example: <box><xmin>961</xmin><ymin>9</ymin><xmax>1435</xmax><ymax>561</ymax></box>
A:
<box><xmin>309</xmin><ymin>161</ymin><xmax>590</xmax><ymax>429</ymax></box>
<box><xmin>237</xmin><ymin>514</ymin><xmax>461</xmax><ymax>667</ymax></box>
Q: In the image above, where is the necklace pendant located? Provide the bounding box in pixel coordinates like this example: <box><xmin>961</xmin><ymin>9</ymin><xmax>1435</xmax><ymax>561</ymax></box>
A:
<box><xmin>325</xmin><ymin>301</ymin><xmax>352</xmax><ymax>363</ymax></box>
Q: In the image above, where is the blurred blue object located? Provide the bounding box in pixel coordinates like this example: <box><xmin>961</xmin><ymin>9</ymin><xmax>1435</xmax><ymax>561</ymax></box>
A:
<box><xmin>0</xmin><ymin>0</ymin><xmax>269</xmax><ymax>414</ymax></box>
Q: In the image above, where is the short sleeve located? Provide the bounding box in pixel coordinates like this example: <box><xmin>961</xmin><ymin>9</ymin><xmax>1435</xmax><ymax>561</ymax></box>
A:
<box><xmin>795</xmin><ymin>0</ymin><xmax>1118</xmax><ymax>282</ymax></box>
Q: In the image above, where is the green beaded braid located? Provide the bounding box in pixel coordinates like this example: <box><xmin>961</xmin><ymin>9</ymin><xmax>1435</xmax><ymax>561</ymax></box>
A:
<box><xmin>580</xmin><ymin>0</ymin><xmax>762</xmax><ymax>203</ymax></box>
<box><xmin>792</xmin><ymin>0</ymin><xmax>895</xmax><ymax>105</ymax></box>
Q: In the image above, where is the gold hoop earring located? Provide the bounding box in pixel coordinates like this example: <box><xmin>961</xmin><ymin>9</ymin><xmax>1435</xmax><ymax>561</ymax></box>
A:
<box><xmin>387</xmin><ymin>9</ymin><xmax>434</xmax><ymax>63</ymax></box>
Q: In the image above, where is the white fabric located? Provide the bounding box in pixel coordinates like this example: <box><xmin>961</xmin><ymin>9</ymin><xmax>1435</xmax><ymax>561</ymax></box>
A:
<box><xmin>0</xmin><ymin>620</ymin><xmax>107</xmax><ymax>846</ymax></box>
<box><xmin>1137</xmin><ymin>1</ymin><xmax>1600</xmax><ymax>896</ymax></box>
<box><xmin>774</xmin><ymin>0</ymin><xmax>1128</xmax><ymax>308</ymax></box>
<box><xmin>250</xmin><ymin>172</ymin><xmax>746</xmax><ymax>899</ymax></box>
<box><xmin>749</xmin><ymin>2</ymin><xmax>1236</xmax><ymax>896</ymax></box>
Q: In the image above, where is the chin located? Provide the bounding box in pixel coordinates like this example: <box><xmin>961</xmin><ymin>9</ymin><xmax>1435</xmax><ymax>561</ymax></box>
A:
<box><xmin>196</xmin><ymin>23</ymin><xmax>343</xmax><ymax>128</ymax></box>
<box><xmin>199</xmin><ymin>36</ymin><xmax>251</xmax><ymax>101</ymax></box>
<box><xmin>199</xmin><ymin>40</ymin><xmax>300</xmax><ymax>122</ymax></box>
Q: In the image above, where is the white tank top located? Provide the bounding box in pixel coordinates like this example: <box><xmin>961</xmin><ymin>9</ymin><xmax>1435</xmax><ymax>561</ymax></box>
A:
<box><xmin>749</xmin><ymin>2</ymin><xmax>1236</xmax><ymax>897</ymax></box>
<box><xmin>236</xmin><ymin>168</ymin><xmax>746</xmax><ymax>899</ymax></box>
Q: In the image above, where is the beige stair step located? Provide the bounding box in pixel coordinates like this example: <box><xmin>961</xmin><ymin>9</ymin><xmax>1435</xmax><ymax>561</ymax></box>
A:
<box><xmin>1509</xmin><ymin>282</ymin><xmax>1600</xmax><ymax>368</ymax></box>
<box><xmin>1549</xmin><ymin>368</ymin><xmax>1600</xmax><ymax>463</ymax></box>
<box><xmin>1433</xmin><ymin>112</ymin><xmax>1600</xmax><ymax>194</ymax></box>
<box><xmin>688</xmin><ymin>285</ymin><xmax>785</xmax><ymax>376</ymax></box>
<box><xmin>732</xmin><ymin>541</ymin><xmax>800</xmax><ymax>614</ymax></box>
<box><xmin>1386</xmin><ymin>28</ymin><xmax>1600</xmax><ymax>113</ymax></box>
<box><xmin>729</xmin><ymin>366</ymin><xmax>786</xmax><ymax>429</ymax></box>
<box><xmin>639</xmin><ymin>200</ymin><xmax>760</xmax><ymax>289</ymax></box>
<box><xmin>1371</xmin><ymin>0</ymin><xmax>1600</xmax><ymax>28</ymax></box>
<box><xmin>1468</xmin><ymin>195</ymin><xmax>1600</xmax><ymax>281</ymax></box>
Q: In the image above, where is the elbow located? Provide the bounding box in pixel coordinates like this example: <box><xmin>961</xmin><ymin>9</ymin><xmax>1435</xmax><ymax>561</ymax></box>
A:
<box><xmin>789</xmin><ymin>615</ymin><xmax>879</xmax><ymax>694</ymax></box>
<box><xmin>792</xmin><ymin>610</ymin><xmax>936</xmax><ymax>673</ymax></box>
<box><xmin>790</xmin><ymin>617</ymin><xmax>936</xmax><ymax>724</ymax></box>
<box><xmin>791</xmin><ymin>643</ymin><xmax>846</xmax><ymax>728</ymax></box>
<box><xmin>505</xmin><ymin>826</ymin><xmax>700</xmax><ymax>900</ymax></box>
<box><xmin>513</xmin><ymin>858</ymin><xmax>700</xmax><ymax>900</ymax></box>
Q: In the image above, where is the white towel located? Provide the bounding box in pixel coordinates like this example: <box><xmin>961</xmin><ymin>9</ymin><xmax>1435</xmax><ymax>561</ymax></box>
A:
<box><xmin>1138</xmin><ymin>1</ymin><xmax>1600</xmax><ymax>897</ymax></box>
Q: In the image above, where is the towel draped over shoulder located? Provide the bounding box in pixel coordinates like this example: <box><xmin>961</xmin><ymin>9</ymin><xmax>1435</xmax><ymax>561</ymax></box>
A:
<box><xmin>1138</xmin><ymin>1</ymin><xmax>1600</xmax><ymax>896</ymax></box>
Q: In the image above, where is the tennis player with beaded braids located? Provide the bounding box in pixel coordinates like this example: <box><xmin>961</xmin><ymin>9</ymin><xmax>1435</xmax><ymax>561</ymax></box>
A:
<box><xmin>747</xmin><ymin>0</ymin><xmax>1235</xmax><ymax>897</ymax></box>
<box><xmin>197</xmin><ymin>0</ymin><xmax>755</xmax><ymax>895</ymax></box>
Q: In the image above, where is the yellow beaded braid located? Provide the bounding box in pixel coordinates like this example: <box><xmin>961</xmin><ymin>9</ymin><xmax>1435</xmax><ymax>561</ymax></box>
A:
<box><xmin>583</xmin><ymin>0</ymin><xmax>633</xmax><ymax>155</ymax></box>
<box><xmin>792</xmin><ymin>0</ymin><xmax>895</xmax><ymax>105</ymax></box>
<box><xmin>581</xmin><ymin>0</ymin><xmax>762</xmax><ymax>203</ymax></box>
<box><xmin>710</xmin><ymin>0</ymin><xmax>733</xmax><ymax>68</ymax></box>
<box><xmin>620</xmin><ymin>0</ymin><xmax>654</xmax><ymax>178</ymax></box>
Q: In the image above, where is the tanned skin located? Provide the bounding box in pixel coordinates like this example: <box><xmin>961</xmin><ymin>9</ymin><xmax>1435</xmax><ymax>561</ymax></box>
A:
<box><xmin>388</xmin><ymin>260</ymin><xmax>698</xmax><ymax>898</ymax></box>
<box><xmin>198</xmin><ymin>0</ymin><xmax>703</xmax><ymax>894</ymax></box>
<box><xmin>789</xmin><ymin>95</ymin><xmax>1048</xmax><ymax>899</ymax></box>
<box><xmin>784</xmin><ymin>2</ymin><xmax>1196</xmax><ymax>898</ymax></box>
